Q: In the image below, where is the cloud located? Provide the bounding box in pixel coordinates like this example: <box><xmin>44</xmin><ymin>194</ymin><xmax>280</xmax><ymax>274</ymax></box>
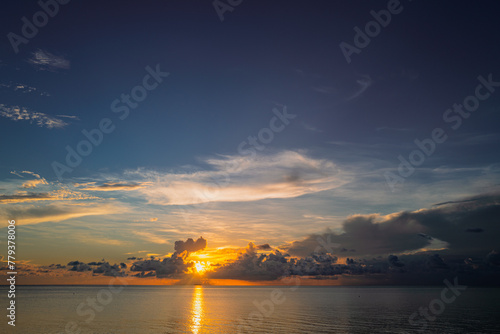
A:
<box><xmin>208</xmin><ymin>242</ymin><xmax>343</xmax><ymax>280</ymax></box>
<box><xmin>486</xmin><ymin>250</ymin><xmax>500</xmax><ymax>266</ymax></box>
<box><xmin>0</xmin><ymin>202</ymin><xmax>122</xmax><ymax>226</ymax></box>
<box><xmin>132</xmin><ymin>150</ymin><xmax>349</xmax><ymax>205</ymax></box>
<box><xmin>465</xmin><ymin>228</ymin><xmax>484</xmax><ymax>233</ymax></box>
<box><xmin>133</xmin><ymin>217</ymin><xmax>158</xmax><ymax>222</ymax></box>
<box><xmin>174</xmin><ymin>237</ymin><xmax>207</xmax><ymax>254</ymax></box>
<box><xmin>286</xmin><ymin>192</ymin><xmax>500</xmax><ymax>258</ymax></box>
<box><xmin>80</xmin><ymin>182</ymin><xmax>147</xmax><ymax>191</ymax></box>
<box><xmin>0</xmin><ymin>104</ymin><xmax>71</xmax><ymax>129</ymax></box>
<box><xmin>303</xmin><ymin>123</ymin><xmax>323</xmax><ymax>133</ymax></box>
<box><xmin>388</xmin><ymin>255</ymin><xmax>405</xmax><ymax>267</ymax></box>
<box><xmin>312</xmin><ymin>86</ymin><xmax>336</xmax><ymax>95</ymax></box>
<box><xmin>208</xmin><ymin>243</ymin><xmax>290</xmax><ymax>280</ymax></box>
<box><xmin>13</xmin><ymin>170</ymin><xmax>42</xmax><ymax>179</ymax></box>
<box><xmin>21</xmin><ymin>179</ymin><xmax>48</xmax><ymax>189</ymax></box>
<box><xmin>56</xmin><ymin>115</ymin><xmax>79</xmax><ymax>120</ymax></box>
<box><xmin>17</xmin><ymin>171</ymin><xmax>49</xmax><ymax>189</ymax></box>
<box><xmin>91</xmin><ymin>262</ymin><xmax>126</xmax><ymax>276</ymax></box>
<box><xmin>428</xmin><ymin>254</ymin><xmax>448</xmax><ymax>269</ymax></box>
<box><xmin>0</xmin><ymin>192</ymin><xmax>52</xmax><ymax>204</ymax></box>
<box><xmin>0</xmin><ymin>82</ymin><xmax>50</xmax><ymax>96</ymax></box>
<box><xmin>0</xmin><ymin>188</ymin><xmax>97</xmax><ymax>204</ymax></box>
<box><xmin>64</xmin><ymin>261</ymin><xmax>126</xmax><ymax>276</ymax></box>
<box><xmin>133</xmin><ymin>231</ymin><xmax>169</xmax><ymax>244</ymax></box>
<box><xmin>27</xmin><ymin>49</ymin><xmax>70</xmax><ymax>71</ymax></box>
<box><xmin>130</xmin><ymin>254</ymin><xmax>192</xmax><ymax>278</ymax></box>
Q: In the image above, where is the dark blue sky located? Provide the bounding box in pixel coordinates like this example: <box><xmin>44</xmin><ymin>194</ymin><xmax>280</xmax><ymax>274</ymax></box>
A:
<box><xmin>1</xmin><ymin>0</ymin><xmax>498</xmax><ymax>179</ymax></box>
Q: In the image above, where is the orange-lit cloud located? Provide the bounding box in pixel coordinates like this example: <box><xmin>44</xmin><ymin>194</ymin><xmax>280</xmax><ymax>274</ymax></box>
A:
<box><xmin>0</xmin><ymin>202</ymin><xmax>125</xmax><ymax>226</ymax></box>
<box><xmin>21</xmin><ymin>178</ymin><xmax>48</xmax><ymax>188</ymax></box>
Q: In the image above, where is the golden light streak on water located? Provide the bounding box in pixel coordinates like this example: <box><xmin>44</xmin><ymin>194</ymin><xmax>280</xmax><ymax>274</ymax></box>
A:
<box><xmin>190</xmin><ymin>286</ymin><xmax>204</xmax><ymax>334</ymax></box>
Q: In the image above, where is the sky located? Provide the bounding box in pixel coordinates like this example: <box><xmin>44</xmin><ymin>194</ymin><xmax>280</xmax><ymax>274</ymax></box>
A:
<box><xmin>1</xmin><ymin>0</ymin><xmax>500</xmax><ymax>285</ymax></box>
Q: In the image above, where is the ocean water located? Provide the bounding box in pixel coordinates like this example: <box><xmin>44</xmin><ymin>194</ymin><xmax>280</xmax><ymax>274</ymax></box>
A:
<box><xmin>1</xmin><ymin>285</ymin><xmax>499</xmax><ymax>333</ymax></box>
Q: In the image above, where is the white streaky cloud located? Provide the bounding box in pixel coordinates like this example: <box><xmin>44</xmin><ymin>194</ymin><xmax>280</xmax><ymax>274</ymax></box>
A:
<box><xmin>303</xmin><ymin>123</ymin><xmax>323</xmax><ymax>133</ymax></box>
<box><xmin>0</xmin><ymin>104</ymin><xmax>70</xmax><ymax>129</ymax></box>
<box><xmin>27</xmin><ymin>49</ymin><xmax>70</xmax><ymax>71</ymax></box>
<box><xmin>57</xmin><ymin>115</ymin><xmax>80</xmax><ymax>120</ymax></box>
<box><xmin>133</xmin><ymin>231</ymin><xmax>169</xmax><ymax>244</ymax></box>
<box><xmin>130</xmin><ymin>150</ymin><xmax>351</xmax><ymax>205</ymax></box>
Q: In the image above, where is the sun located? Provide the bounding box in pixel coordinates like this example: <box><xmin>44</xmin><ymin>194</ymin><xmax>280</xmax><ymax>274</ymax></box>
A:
<box><xmin>194</xmin><ymin>261</ymin><xmax>210</xmax><ymax>274</ymax></box>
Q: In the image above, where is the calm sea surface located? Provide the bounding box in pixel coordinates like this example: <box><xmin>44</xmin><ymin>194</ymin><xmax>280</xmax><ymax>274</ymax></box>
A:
<box><xmin>0</xmin><ymin>286</ymin><xmax>499</xmax><ymax>333</ymax></box>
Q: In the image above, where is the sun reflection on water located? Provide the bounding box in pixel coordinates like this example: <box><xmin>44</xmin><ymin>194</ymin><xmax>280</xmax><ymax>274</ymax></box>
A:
<box><xmin>190</xmin><ymin>286</ymin><xmax>204</xmax><ymax>334</ymax></box>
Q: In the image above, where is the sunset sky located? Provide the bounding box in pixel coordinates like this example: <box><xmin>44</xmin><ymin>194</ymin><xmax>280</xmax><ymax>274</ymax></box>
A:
<box><xmin>1</xmin><ymin>0</ymin><xmax>500</xmax><ymax>285</ymax></box>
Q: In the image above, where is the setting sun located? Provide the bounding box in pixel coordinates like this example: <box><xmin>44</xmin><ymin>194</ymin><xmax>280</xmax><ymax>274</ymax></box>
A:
<box><xmin>194</xmin><ymin>261</ymin><xmax>210</xmax><ymax>274</ymax></box>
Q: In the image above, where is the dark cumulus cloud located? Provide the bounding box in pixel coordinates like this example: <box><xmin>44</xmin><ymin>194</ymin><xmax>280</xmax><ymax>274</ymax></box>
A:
<box><xmin>128</xmin><ymin>236</ymin><xmax>206</xmax><ymax>278</ymax></box>
<box><xmin>208</xmin><ymin>243</ymin><xmax>290</xmax><ymax>280</ymax></box>
<box><xmin>388</xmin><ymin>255</ymin><xmax>404</xmax><ymax>267</ymax></box>
<box><xmin>465</xmin><ymin>228</ymin><xmax>484</xmax><ymax>233</ymax></box>
<box><xmin>486</xmin><ymin>251</ymin><xmax>500</xmax><ymax>266</ymax></box>
<box><xmin>174</xmin><ymin>237</ymin><xmax>207</xmax><ymax>254</ymax></box>
<box><xmin>427</xmin><ymin>254</ymin><xmax>449</xmax><ymax>269</ymax></box>
<box><xmin>130</xmin><ymin>254</ymin><xmax>192</xmax><ymax>278</ymax></box>
<box><xmin>92</xmin><ymin>262</ymin><xmax>126</xmax><ymax>277</ymax></box>
<box><xmin>286</xmin><ymin>192</ymin><xmax>500</xmax><ymax>258</ymax></box>
<box><xmin>208</xmin><ymin>243</ymin><xmax>341</xmax><ymax>280</ymax></box>
<box><xmin>66</xmin><ymin>260</ymin><xmax>126</xmax><ymax>276</ymax></box>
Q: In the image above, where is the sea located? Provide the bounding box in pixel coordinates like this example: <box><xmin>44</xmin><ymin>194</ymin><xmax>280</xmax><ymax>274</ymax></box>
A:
<box><xmin>0</xmin><ymin>286</ymin><xmax>499</xmax><ymax>333</ymax></box>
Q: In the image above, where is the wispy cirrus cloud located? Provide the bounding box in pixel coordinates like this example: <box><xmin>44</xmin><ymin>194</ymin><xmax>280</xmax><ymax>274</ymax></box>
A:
<box><xmin>27</xmin><ymin>49</ymin><xmax>70</xmax><ymax>71</ymax></box>
<box><xmin>11</xmin><ymin>170</ymin><xmax>49</xmax><ymax>189</ymax></box>
<box><xmin>0</xmin><ymin>189</ymin><xmax>98</xmax><ymax>204</ymax></box>
<box><xmin>127</xmin><ymin>150</ymin><xmax>350</xmax><ymax>205</ymax></box>
<box><xmin>0</xmin><ymin>104</ymin><xmax>74</xmax><ymax>129</ymax></box>
<box><xmin>312</xmin><ymin>86</ymin><xmax>336</xmax><ymax>95</ymax></box>
<box><xmin>133</xmin><ymin>231</ymin><xmax>169</xmax><ymax>244</ymax></box>
<box><xmin>0</xmin><ymin>82</ymin><xmax>50</xmax><ymax>96</ymax></box>
<box><xmin>303</xmin><ymin>123</ymin><xmax>323</xmax><ymax>133</ymax></box>
<box><xmin>1</xmin><ymin>171</ymin><xmax>98</xmax><ymax>204</ymax></box>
